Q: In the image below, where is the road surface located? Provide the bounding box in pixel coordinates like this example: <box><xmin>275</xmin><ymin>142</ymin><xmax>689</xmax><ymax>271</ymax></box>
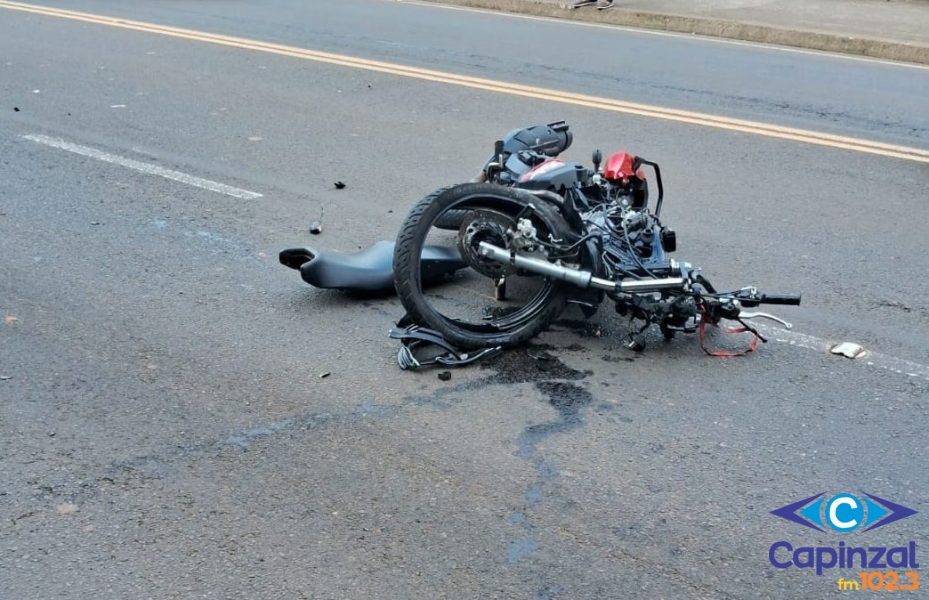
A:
<box><xmin>2</xmin><ymin>1</ymin><xmax>927</xmax><ymax>598</ymax></box>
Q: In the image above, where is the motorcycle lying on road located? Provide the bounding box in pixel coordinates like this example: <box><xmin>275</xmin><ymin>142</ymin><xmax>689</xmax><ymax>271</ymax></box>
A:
<box><xmin>388</xmin><ymin>121</ymin><xmax>801</xmax><ymax>358</ymax></box>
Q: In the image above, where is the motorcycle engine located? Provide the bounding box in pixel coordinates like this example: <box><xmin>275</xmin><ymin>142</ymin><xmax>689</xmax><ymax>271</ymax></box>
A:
<box><xmin>583</xmin><ymin>203</ymin><xmax>676</xmax><ymax>279</ymax></box>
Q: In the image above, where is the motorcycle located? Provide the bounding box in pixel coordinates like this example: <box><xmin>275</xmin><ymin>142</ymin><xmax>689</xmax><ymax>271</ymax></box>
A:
<box><xmin>389</xmin><ymin>121</ymin><xmax>801</xmax><ymax>357</ymax></box>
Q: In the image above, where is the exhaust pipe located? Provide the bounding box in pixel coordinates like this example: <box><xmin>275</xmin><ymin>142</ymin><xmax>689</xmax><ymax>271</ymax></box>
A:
<box><xmin>477</xmin><ymin>242</ymin><xmax>684</xmax><ymax>293</ymax></box>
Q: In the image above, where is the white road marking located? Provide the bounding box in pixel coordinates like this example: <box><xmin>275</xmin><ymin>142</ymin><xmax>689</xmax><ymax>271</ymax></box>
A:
<box><xmin>22</xmin><ymin>134</ymin><xmax>263</xmax><ymax>200</ymax></box>
<box><xmin>755</xmin><ymin>323</ymin><xmax>929</xmax><ymax>382</ymax></box>
<box><xmin>395</xmin><ymin>0</ymin><xmax>929</xmax><ymax>72</ymax></box>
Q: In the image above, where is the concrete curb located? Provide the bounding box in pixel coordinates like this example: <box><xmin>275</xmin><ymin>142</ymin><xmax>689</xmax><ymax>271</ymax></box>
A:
<box><xmin>420</xmin><ymin>0</ymin><xmax>929</xmax><ymax>65</ymax></box>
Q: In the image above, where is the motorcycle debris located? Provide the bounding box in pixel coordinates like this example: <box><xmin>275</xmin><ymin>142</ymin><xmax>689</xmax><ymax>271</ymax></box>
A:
<box><xmin>334</xmin><ymin>181</ymin><xmax>346</xmax><ymax>190</ymax></box>
<box><xmin>309</xmin><ymin>221</ymin><xmax>323</xmax><ymax>235</ymax></box>
<box><xmin>625</xmin><ymin>337</ymin><xmax>646</xmax><ymax>353</ymax></box>
<box><xmin>830</xmin><ymin>342</ymin><xmax>866</xmax><ymax>359</ymax></box>
<box><xmin>319</xmin><ymin>371</ymin><xmax>331</xmax><ymax>378</ymax></box>
<box><xmin>437</xmin><ymin>371</ymin><xmax>452</xmax><ymax>381</ymax></box>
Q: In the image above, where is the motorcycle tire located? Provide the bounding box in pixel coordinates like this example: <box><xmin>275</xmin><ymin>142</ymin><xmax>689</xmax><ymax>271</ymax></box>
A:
<box><xmin>433</xmin><ymin>209</ymin><xmax>469</xmax><ymax>230</ymax></box>
<box><xmin>393</xmin><ymin>182</ymin><xmax>570</xmax><ymax>350</ymax></box>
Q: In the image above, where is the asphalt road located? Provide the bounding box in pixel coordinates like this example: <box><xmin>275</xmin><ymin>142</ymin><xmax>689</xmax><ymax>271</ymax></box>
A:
<box><xmin>1</xmin><ymin>1</ymin><xmax>928</xmax><ymax>599</ymax></box>
<box><xmin>18</xmin><ymin>0</ymin><xmax>929</xmax><ymax>148</ymax></box>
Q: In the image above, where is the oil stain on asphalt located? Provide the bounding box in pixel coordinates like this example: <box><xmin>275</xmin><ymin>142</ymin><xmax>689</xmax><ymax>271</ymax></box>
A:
<box><xmin>472</xmin><ymin>345</ymin><xmax>603</xmax><ymax>572</ymax></box>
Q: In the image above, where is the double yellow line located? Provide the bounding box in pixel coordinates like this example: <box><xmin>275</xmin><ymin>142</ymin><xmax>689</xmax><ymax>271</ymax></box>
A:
<box><xmin>3</xmin><ymin>0</ymin><xmax>928</xmax><ymax>164</ymax></box>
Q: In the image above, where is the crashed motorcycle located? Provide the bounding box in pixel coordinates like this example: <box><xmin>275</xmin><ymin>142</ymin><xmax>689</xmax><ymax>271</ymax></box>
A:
<box><xmin>388</xmin><ymin>121</ymin><xmax>801</xmax><ymax>357</ymax></box>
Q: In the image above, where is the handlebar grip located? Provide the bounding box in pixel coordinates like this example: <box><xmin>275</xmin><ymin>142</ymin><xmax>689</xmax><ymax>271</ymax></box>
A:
<box><xmin>759</xmin><ymin>293</ymin><xmax>802</xmax><ymax>306</ymax></box>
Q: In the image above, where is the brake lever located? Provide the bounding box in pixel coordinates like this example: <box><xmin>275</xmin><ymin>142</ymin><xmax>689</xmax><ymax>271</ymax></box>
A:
<box><xmin>738</xmin><ymin>311</ymin><xmax>792</xmax><ymax>330</ymax></box>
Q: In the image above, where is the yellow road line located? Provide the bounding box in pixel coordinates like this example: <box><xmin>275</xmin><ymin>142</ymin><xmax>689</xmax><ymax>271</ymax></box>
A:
<box><xmin>3</xmin><ymin>0</ymin><xmax>928</xmax><ymax>164</ymax></box>
<box><xmin>397</xmin><ymin>0</ymin><xmax>929</xmax><ymax>73</ymax></box>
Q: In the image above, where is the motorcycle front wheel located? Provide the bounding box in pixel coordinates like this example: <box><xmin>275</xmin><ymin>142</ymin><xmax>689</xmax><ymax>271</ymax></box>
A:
<box><xmin>393</xmin><ymin>183</ymin><xmax>572</xmax><ymax>350</ymax></box>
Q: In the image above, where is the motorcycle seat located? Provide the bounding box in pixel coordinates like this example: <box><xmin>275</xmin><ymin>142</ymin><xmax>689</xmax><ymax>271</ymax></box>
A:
<box><xmin>279</xmin><ymin>240</ymin><xmax>465</xmax><ymax>292</ymax></box>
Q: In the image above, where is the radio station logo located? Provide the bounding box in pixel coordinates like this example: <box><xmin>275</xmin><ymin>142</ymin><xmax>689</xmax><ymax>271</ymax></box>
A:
<box><xmin>768</xmin><ymin>491</ymin><xmax>920</xmax><ymax>590</ymax></box>
<box><xmin>771</xmin><ymin>492</ymin><xmax>917</xmax><ymax>533</ymax></box>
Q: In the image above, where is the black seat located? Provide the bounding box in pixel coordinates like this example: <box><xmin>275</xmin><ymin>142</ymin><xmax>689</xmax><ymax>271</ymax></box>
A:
<box><xmin>279</xmin><ymin>241</ymin><xmax>466</xmax><ymax>292</ymax></box>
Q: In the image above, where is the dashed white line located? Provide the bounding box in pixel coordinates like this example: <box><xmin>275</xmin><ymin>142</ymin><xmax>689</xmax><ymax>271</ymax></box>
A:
<box><xmin>756</xmin><ymin>323</ymin><xmax>929</xmax><ymax>382</ymax></box>
<box><xmin>22</xmin><ymin>134</ymin><xmax>263</xmax><ymax>200</ymax></box>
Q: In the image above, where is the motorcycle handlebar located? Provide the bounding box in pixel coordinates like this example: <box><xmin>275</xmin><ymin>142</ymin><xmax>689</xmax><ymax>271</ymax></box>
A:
<box><xmin>758</xmin><ymin>293</ymin><xmax>802</xmax><ymax>306</ymax></box>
